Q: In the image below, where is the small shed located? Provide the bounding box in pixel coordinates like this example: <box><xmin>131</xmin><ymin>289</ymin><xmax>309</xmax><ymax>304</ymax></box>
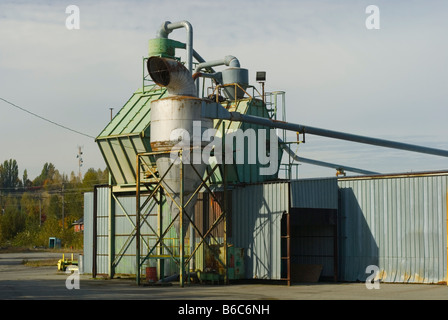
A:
<box><xmin>49</xmin><ymin>237</ymin><xmax>61</xmax><ymax>249</ymax></box>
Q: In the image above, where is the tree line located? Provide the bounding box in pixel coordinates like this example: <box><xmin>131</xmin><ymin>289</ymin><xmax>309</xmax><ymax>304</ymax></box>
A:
<box><xmin>0</xmin><ymin>159</ymin><xmax>108</xmax><ymax>249</ymax></box>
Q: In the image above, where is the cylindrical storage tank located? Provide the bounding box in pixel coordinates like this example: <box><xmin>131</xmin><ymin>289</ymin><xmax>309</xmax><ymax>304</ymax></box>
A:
<box><xmin>150</xmin><ymin>96</ymin><xmax>213</xmax><ymax>152</ymax></box>
<box><xmin>150</xmin><ymin>96</ymin><xmax>213</xmax><ymax>235</ymax></box>
<box><xmin>221</xmin><ymin>67</ymin><xmax>249</xmax><ymax>100</ymax></box>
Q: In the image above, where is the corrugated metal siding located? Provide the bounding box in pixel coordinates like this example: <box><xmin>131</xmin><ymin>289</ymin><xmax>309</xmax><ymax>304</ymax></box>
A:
<box><xmin>113</xmin><ymin>193</ymin><xmax>179</xmax><ymax>276</ymax></box>
<box><xmin>290</xmin><ymin>178</ymin><xmax>338</xmax><ymax>209</ymax></box>
<box><xmin>82</xmin><ymin>187</ymin><xmax>110</xmax><ymax>275</ymax></box>
<box><xmin>83</xmin><ymin>187</ymin><xmax>179</xmax><ymax>276</ymax></box>
<box><xmin>83</xmin><ymin>192</ymin><xmax>94</xmax><ymax>273</ymax></box>
<box><xmin>338</xmin><ymin>174</ymin><xmax>448</xmax><ymax>283</ymax></box>
<box><xmin>84</xmin><ymin>173</ymin><xmax>447</xmax><ymax>284</ymax></box>
<box><xmin>96</xmin><ymin>187</ymin><xmax>110</xmax><ymax>275</ymax></box>
<box><xmin>112</xmin><ymin>194</ymin><xmax>175</xmax><ymax>275</ymax></box>
<box><xmin>97</xmin><ymin>187</ymin><xmax>110</xmax><ymax>274</ymax></box>
<box><xmin>231</xmin><ymin>182</ymin><xmax>289</xmax><ymax>280</ymax></box>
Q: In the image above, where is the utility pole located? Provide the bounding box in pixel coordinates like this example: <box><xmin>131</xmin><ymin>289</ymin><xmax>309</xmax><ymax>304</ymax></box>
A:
<box><xmin>109</xmin><ymin>108</ymin><xmax>113</xmax><ymax>121</ymax></box>
<box><xmin>61</xmin><ymin>183</ymin><xmax>65</xmax><ymax>229</ymax></box>
<box><xmin>0</xmin><ymin>191</ymin><xmax>3</xmax><ymax>215</ymax></box>
<box><xmin>39</xmin><ymin>196</ymin><xmax>42</xmax><ymax>227</ymax></box>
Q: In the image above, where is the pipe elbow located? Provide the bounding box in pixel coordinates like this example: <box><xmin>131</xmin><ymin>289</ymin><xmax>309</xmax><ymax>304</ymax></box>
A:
<box><xmin>157</xmin><ymin>21</ymin><xmax>172</xmax><ymax>38</ymax></box>
<box><xmin>147</xmin><ymin>57</ymin><xmax>196</xmax><ymax>97</ymax></box>
<box><xmin>224</xmin><ymin>55</ymin><xmax>240</xmax><ymax>68</ymax></box>
<box><xmin>165</xmin><ymin>20</ymin><xmax>193</xmax><ymax>34</ymax></box>
<box><xmin>157</xmin><ymin>20</ymin><xmax>193</xmax><ymax>38</ymax></box>
<box><xmin>178</xmin><ymin>20</ymin><xmax>192</xmax><ymax>32</ymax></box>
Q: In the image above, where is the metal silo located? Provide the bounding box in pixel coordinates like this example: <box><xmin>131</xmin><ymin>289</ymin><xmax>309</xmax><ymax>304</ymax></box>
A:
<box><xmin>147</xmin><ymin>56</ymin><xmax>213</xmax><ymax>237</ymax></box>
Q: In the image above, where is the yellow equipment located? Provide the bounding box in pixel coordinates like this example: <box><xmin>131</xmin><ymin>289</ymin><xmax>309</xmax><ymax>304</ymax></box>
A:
<box><xmin>57</xmin><ymin>253</ymin><xmax>78</xmax><ymax>271</ymax></box>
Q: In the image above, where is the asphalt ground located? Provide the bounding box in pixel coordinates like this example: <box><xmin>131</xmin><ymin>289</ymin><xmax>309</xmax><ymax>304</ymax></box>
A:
<box><xmin>1</xmin><ymin>251</ymin><xmax>447</xmax><ymax>305</ymax></box>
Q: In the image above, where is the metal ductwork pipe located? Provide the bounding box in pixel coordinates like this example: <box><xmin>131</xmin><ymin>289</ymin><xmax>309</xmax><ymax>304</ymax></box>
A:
<box><xmin>193</xmin><ymin>55</ymin><xmax>241</xmax><ymax>94</ymax></box>
<box><xmin>194</xmin><ymin>55</ymin><xmax>240</xmax><ymax>74</ymax></box>
<box><xmin>147</xmin><ymin>56</ymin><xmax>196</xmax><ymax>97</ymax></box>
<box><xmin>205</xmin><ymin>105</ymin><xmax>448</xmax><ymax>158</ymax></box>
<box><xmin>157</xmin><ymin>20</ymin><xmax>193</xmax><ymax>74</ymax></box>
<box><xmin>193</xmin><ymin>55</ymin><xmax>248</xmax><ymax>100</ymax></box>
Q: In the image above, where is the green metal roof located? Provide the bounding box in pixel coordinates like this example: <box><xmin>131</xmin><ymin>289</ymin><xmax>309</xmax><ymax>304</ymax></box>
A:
<box><xmin>96</xmin><ymin>85</ymin><xmax>167</xmax><ymax>185</ymax></box>
<box><xmin>97</xmin><ymin>86</ymin><xmax>166</xmax><ymax>139</ymax></box>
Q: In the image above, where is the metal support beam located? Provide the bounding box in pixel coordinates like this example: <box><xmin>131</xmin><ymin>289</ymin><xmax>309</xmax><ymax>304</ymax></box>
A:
<box><xmin>136</xmin><ymin>155</ymin><xmax>141</xmax><ymax>285</ymax></box>
<box><xmin>179</xmin><ymin>152</ymin><xmax>185</xmax><ymax>287</ymax></box>
<box><xmin>279</xmin><ymin>137</ymin><xmax>380</xmax><ymax>175</ymax></box>
<box><xmin>223</xmin><ymin>121</ymin><xmax>228</xmax><ymax>285</ymax></box>
<box><xmin>92</xmin><ymin>186</ymin><xmax>98</xmax><ymax>279</ymax></box>
<box><xmin>108</xmin><ymin>185</ymin><xmax>115</xmax><ymax>279</ymax></box>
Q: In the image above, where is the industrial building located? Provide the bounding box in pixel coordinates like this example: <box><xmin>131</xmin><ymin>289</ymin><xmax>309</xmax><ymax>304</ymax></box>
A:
<box><xmin>83</xmin><ymin>21</ymin><xmax>447</xmax><ymax>286</ymax></box>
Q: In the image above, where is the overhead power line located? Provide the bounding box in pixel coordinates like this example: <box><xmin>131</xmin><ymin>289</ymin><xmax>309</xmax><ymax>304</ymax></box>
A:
<box><xmin>0</xmin><ymin>97</ymin><xmax>96</xmax><ymax>139</ymax></box>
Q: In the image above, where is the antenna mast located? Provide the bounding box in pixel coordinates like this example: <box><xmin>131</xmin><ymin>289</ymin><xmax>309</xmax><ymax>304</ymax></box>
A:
<box><xmin>77</xmin><ymin>146</ymin><xmax>83</xmax><ymax>180</ymax></box>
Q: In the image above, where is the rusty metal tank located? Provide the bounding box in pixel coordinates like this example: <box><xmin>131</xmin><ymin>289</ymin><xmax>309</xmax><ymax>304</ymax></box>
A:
<box><xmin>148</xmin><ymin>57</ymin><xmax>213</xmax><ymax>235</ymax></box>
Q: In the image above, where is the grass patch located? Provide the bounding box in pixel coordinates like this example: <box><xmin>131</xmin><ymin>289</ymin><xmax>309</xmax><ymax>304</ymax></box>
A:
<box><xmin>0</xmin><ymin>246</ymin><xmax>34</xmax><ymax>253</ymax></box>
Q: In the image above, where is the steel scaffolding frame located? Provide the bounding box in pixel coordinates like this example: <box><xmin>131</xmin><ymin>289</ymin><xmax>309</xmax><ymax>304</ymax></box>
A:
<box><xmin>135</xmin><ymin>148</ymin><xmax>228</xmax><ymax>287</ymax></box>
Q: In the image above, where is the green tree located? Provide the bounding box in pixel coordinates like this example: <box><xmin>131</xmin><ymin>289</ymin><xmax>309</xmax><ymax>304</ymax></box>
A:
<box><xmin>0</xmin><ymin>160</ymin><xmax>109</xmax><ymax>248</ymax></box>
<box><xmin>20</xmin><ymin>193</ymin><xmax>40</xmax><ymax>227</ymax></box>
<box><xmin>0</xmin><ymin>195</ymin><xmax>25</xmax><ymax>243</ymax></box>
<box><xmin>22</xmin><ymin>169</ymin><xmax>32</xmax><ymax>188</ymax></box>
<box><xmin>0</xmin><ymin>159</ymin><xmax>20</xmax><ymax>191</ymax></box>
<box><xmin>47</xmin><ymin>194</ymin><xmax>61</xmax><ymax>220</ymax></box>
<box><xmin>33</xmin><ymin>163</ymin><xmax>56</xmax><ymax>187</ymax></box>
<box><xmin>64</xmin><ymin>189</ymin><xmax>83</xmax><ymax>221</ymax></box>
<box><xmin>82</xmin><ymin>168</ymin><xmax>108</xmax><ymax>190</ymax></box>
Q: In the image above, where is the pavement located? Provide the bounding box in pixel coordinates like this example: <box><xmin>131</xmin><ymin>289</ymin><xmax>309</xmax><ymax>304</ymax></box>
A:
<box><xmin>1</xmin><ymin>251</ymin><xmax>448</xmax><ymax>302</ymax></box>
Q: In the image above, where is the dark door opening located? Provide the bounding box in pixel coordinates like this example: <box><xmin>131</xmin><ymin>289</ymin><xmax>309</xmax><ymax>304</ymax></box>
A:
<box><xmin>287</xmin><ymin>208</ymin><xmax>338</xmax><ymax>283</ymax></box>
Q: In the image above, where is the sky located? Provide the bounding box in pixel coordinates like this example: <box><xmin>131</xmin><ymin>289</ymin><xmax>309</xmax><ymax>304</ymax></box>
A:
<box><xmin>0</xmin><ymin>0</ymin><xmax>447</xmax><ymax>180</ymax></box>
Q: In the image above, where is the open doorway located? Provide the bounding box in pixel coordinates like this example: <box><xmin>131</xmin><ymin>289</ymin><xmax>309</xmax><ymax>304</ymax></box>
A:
<box><xmin>286</xmin><ymin>208</ymin><xmax>338</xmax><ymax>283</ymax></box>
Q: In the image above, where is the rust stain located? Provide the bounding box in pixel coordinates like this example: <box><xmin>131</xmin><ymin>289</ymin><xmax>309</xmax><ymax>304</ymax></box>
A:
<box><xmin>157</xmin><ymin>95</ymin><xmax>201</xmax><ymax>102</ymax></box>
<box><xmin>204</xmin><ymin>244</ymin><xmax>222</xmax><ymax>272</ymax></box>
<box><xmin>403</xmin><ymin>272</ymin><xmax>411</xmax><ymax>282</ymax></box>
<box><xmin>192</xmin><ymin>72</ymin><xmax>202</xmax><ymax>80</ymax></box>
<box><xmin>377</xmin><ymin>269</ymin><xmax>387</xmax><ymax>281</ymax></box>
<box><xmin>150</xmin><ymin>141</ymin><xmax>177</xmax><ymax>151</ymax></box>
<box><xmin>413</xmin><ymin>273</ymin><xmax>425</xmax><ymax>283</ymax></box>
<box><xmin>272</xmin><ymin>119</ymin><xmax>287</xmax><ymax>124</ymax></box>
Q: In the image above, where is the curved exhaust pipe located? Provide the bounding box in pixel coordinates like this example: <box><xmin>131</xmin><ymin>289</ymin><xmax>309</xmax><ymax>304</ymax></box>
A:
<box><xmin>157</xmin><ymin>20</ymin><xmax>193</xmax><ymax>74</ymax></box>
<box><xmin>147</xmin><ymin>56</ymin><xmax>196</xmax><ymax>97</ymax></box>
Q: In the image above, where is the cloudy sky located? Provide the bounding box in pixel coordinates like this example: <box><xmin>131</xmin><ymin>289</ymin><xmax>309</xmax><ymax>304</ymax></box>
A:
<box><xmin>0</xmin><ymin>0</ymin><xmax>447</xmax><ymax>180</ymax></box>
